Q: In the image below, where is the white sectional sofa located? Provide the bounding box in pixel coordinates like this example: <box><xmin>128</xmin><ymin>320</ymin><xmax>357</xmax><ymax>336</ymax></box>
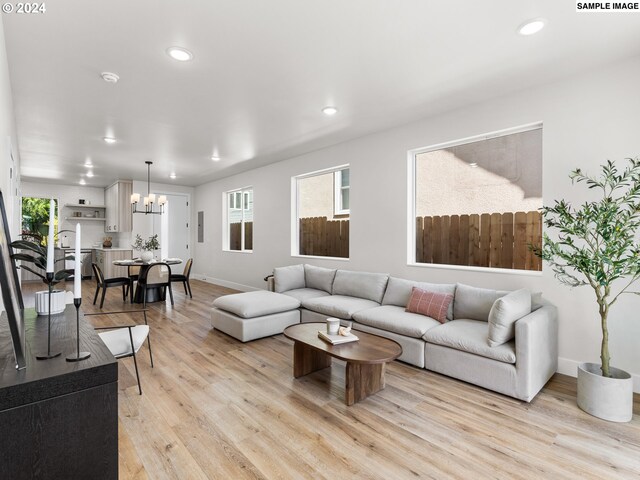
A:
<box><xmin>268</xmin><ymin>264</ymin><xmax>558</xmax><ymax>402</ymax></box>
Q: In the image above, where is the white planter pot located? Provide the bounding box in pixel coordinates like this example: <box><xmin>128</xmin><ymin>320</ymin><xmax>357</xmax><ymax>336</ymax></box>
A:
<box><xmin>34</xmin><ymin>290</ymin><xmax>66</xmax><ymax>316</ymax></box>
<box><xmin>577</xmin><ymin>362</ymin><xmax>633</xmax><ymax>423</ymax></box>
<box><xmin>140</xmin><ymin>251</ymin><xmax>154</xmax><ymax>263</ymax></box>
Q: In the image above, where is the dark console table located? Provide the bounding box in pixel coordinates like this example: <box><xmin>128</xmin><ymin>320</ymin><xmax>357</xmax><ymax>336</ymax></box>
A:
<box><xmin>0</xmin><ymin>305</ymin><xmax>118</xmax><ymax>479</ymax></box>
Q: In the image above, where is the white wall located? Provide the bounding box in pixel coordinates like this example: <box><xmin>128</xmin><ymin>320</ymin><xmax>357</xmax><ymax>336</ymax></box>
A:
<box><xmin>0</xmin><ymin>18</ymin><xmax>19</xmax><ymax>233</ymax></box>
<box><xmin>21</xmin><ymin>181</ymin><xmax>107</xmax><ymax>248</ymax></box>
<box><xmin>0</xmin><ymin>20</ymin><xmax>20</xmax><ymax>316</ymax></box>
<box><xmin>194</xmin><ymin>55</ymin><xmax>640</xmax><ymax>390</ymax></box>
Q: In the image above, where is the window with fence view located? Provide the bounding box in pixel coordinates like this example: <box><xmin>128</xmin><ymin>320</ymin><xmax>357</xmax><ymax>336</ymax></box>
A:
<box><xmin>414</xmin><ymin>126</ymin><xmax>542</xmax><ymax>271</ymax></box>
<box><xmin>296</xmin><ymin>166</ymin><xmax>349</xmax><ymax>258</ymax></box>
<box><xmin>227</xmin><ymin>188</ymin><xmax>253</xmax><ymax>252</ymax></box>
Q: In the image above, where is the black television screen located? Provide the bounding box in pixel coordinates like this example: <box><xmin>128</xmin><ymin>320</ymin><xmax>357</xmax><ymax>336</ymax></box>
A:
<box><xmin>0</xmin><ymin>189</ymin><xmax>26</xmax><ymax>369</ymax></box>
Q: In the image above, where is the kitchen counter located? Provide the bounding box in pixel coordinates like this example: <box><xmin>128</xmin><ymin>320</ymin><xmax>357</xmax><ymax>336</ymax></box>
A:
<box><xmin>93</xmin><ymin>248</ymin><xmax>133</xmax><ymax>278</ymax></box>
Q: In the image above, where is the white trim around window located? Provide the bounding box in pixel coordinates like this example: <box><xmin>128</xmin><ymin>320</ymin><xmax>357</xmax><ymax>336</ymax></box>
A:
<box><xmin>406</xmin><ymin>122</ymin><xmax>543</xmax><ymax>274</ymax></box>
<box><xmin>223</xmin><ymin>186</ymin><xmax>253</xmax><ymax>253</ymax></box>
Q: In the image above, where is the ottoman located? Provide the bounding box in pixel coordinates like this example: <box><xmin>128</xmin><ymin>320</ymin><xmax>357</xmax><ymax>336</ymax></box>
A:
<box><xmin>211</xmin><ymin>290</ymin><xmax>301</xmax><ymax>342</ymax></box>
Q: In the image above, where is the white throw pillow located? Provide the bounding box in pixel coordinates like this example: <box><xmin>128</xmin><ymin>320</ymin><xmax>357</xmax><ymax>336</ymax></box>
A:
<box><xmin>332</xmin><ymin>270</ymin><xmax>389</xmax><ymax>303</ymax></box>
<box><xmin>304</xmin><ymin>264</ymin><xmax>336</xmax><ymax>293</ymax></box>
<box><xmin>273</xmin><ymin>264</ymin><xmax>305</xmax><ymax>293</ymax></box>
<box><xmin>487</xmin><ymin>288</ymin><xmax>532</xmax><ymax>347</ymax></box>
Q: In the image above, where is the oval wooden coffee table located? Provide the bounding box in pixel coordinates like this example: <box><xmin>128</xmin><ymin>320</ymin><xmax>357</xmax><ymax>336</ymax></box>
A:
<box><xmin>283</xmin><ymin>322</ymin><xmax>402</xmax><ymax>406</ymax></box>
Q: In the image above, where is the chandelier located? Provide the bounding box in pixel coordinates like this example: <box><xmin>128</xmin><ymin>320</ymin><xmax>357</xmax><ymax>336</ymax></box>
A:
<box><xmin>131</xmin><ymin>161</ymin><xmax>166</xmax><ymax>215</ymax></box>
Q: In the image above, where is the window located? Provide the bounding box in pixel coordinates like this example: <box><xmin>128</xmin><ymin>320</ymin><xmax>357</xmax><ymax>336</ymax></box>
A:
<box><xmin>293</xmin><ymin>166</ymin><xmax>349</xmax><ymax>258</ymax></box>
<box><xmin>410</xmin><ymin>125</ymin><xmax>542</xmax><ymax>271</ymax></box>
<box><xmin>229</xmin><ymin>191</ymin><xmax>242</xmax><ymax>210</ymax></box>
<box><xmin>225</xmin><ymin>187</ymin><xmax>253</xmax><ymax>252</ymax></box>
<box><xmin>21</xmin><ymin>197</ymin><xmax>58</xmax><ymax>245</ymax></box>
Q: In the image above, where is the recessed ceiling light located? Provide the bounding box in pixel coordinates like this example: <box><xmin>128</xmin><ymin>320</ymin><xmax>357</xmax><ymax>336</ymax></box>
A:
<box><xmin>169</xmin><ymin>173</ymin><xmax>177</xmax><ymax>179</ymax></box>
<box><xmin>166</xmin><ymin>47</ymin><xmax>193</xmax><ymax>62</ymax></box>
<box><xmin>86</xmin><ymin>171</ymin><xmax>94</xmax><ymax>178</ymax></box>
<box><xmin>84</xmin><ymin>159</ymin><xmax>92</xmax><ymax>166</ymax></box>
<box><xmin>79</xmin><ymin>179</ymin><xmax>86</xmax><ymax>185</ymax></box>
<box><xmin>517</xmin><ymin>18</ymin><xmax>546</xmax><ymax>36</ymax></box>
<box><xmin>211</xmin><ymin>155</ymin><xmax>220</xmax><ymax>162</ymax></box>
<box><xmin>322</xmin><ymin>106</ymin><xmax>338</xmax><ymax>116</ymax></box>
<box><xmin>103</xmin><ymin>136</ymin><xmax>116</xmax><ymax>144</ymax></box>
<box><xmin>469</xmin><ymin>162</ymin><xmax>478</xmax><ymax>168</ymax></box>
<box><xmin>101</xmin><ymin>72</ymin><xmax>120</xmax><ymax>83</ymax></box>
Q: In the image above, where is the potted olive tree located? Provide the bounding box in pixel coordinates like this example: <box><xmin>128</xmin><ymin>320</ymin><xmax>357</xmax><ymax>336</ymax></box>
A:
<box><xmin>534</xmin><ymin>158</ymin><xmax>639</xmax><ymax>422</ymax></box>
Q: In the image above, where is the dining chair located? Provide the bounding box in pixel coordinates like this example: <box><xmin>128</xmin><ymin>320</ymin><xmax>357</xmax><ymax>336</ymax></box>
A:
<box><xmin>86</xmin><ymin>309</ymin><xmax>153</xmax><ymax>395</ymax></box>
<box><xmin>128</xmin><ymin>265</ymin><xmax>141</xmax><ymax>304</ymax></box>
<box><xmin>170</xmin><ymin>258</ymin><xmax>193</xmax><ymax>298</ymax></box>
<box><xmin>92</xmin><ymin>263</ymin><xmax>130</xmax><ymax>309</ymax></box>
<box><xmin>137</xmin><ymin>262</ymin><xmax>174</xmax><ymax>308</ymax></box>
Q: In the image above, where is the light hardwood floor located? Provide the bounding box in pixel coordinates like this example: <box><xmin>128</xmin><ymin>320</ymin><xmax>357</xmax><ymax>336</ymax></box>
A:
<box><xmin>22</xmin><ymin>280</ymin><xmax>640</xmax><ymax>479</ymax></box>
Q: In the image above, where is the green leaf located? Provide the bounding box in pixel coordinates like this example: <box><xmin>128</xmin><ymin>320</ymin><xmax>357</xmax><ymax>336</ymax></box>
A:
<box><xmin>18</xmin><ymin>264</ymin><xmax>46</xmax><ymax>281</ymax></box>
<box><xmin>11</xmin><ymin>240</ymin><xmax>45</xmax><ymax>256</ymax></box>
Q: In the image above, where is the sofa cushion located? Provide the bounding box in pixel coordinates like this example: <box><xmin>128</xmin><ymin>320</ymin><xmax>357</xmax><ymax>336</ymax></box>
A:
<box><xmin>382</xmin><ymin>277</ymin><xmax>456</xmax><ymax>320</ymax></box>
<box><xmin>304</xmin><ymin>264</ymin><xmax>336</xmax><ymax>293</ymax></box>
<box><xmin>274</xmin><ymin>264</ymin><xmax>305</xmax><ymax>293</ymax></box>
<box><xmin>454</xmin><ymin>283</ymin><xmax>508</xmax><ymax>321</ymax></box>
<box><xmin>423</xmin><ymin>319</ymin><xmax>516</xmax><ymax>364</ymax></box>
<box><xmin>281</xmin><ymin>288</ymin><xmax>330</xmax><ymax>302</ymax></box>
<box><xmin>488</xmin><ymin>289</ymin><xmax>532</xmax><ymax>347</ymax></box>
<box><xmin>332</xmin><ymin>270</ymin><xmax>389</xmax><ymax>303</ymax></box>
<box><xmin>302</xmin><ymin>295</ymin><xmax>380</xmax><ymax>320</ymax></box>
<box><xmin>213</xmin><ymin>291</ymin><xmax>301</xmax><ymax>319</ymax></box>
<box><xmin>353</xmin><ymin>305</ymin><xmax>440</xmax><ymax>338</ymax></box>
<box><xmin>405</xmin><ymin>288</ymin><xmax>453</xmax><ymax>324</ymax></box>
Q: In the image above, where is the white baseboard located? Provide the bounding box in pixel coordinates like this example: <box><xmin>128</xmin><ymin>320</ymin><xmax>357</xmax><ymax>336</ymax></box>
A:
<box><xmin>558</xmin><ymin>357</ymin><xmax>640</xmax><ymax>393</ymax></box>
<box><xmin>192</xmin><ymin>274</ymin><xmax>261</xmax><ymax>292</ymax></box>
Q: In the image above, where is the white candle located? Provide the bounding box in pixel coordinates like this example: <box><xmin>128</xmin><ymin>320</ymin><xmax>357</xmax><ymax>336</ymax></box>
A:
<box><xmin>74</xmin><ymin>223</ymin><xmax>81</xmax><ymax>299</ymax></box>
<box><xmin>46</xmin><ymin>199</ymin><xmax>55</xmax><ymax>273</ymax></box>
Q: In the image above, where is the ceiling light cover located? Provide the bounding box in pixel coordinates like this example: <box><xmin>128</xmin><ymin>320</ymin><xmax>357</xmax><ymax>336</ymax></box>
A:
<box><xmin>469</xmin><ymin>162</ymin><xmax>478</xmax><ymax>168</ymax></box>
<box><xmin>167</xmin><ymin>47</ymin><xmax>193</xmax><ymax>61</ymax></box>
<box><xmin>86</xmin><ymin>171</ymin><xmax>94</xmax><ymax>177</ymax></box>
<box><xmin>101</xmin><ymin>72</ymin><xmax>120</xmax><ymax>83</ymax></box>
<box><xmin>322</xmin><ymin>106</ymin><xmax>338</xmax><ymax>116</ymax></box>
<box><xmin>79</xmin><ymin>179</ymin><xmax>86</xmax><ymax>185</ymax></box>
<box><xmin>169</xmin><ymin>173</ymin><xmax>177</xmax><ymax>179</ymax></box>
<box><xmin>103</xmin><ymin>136</ymin><xmax>117</xmax><ymax>144</ymax></box>
<box><xmin>518</xmin><ymin>18</ymin><xmax>546</xmax><ymax>36</ymax></box>
<box><xmin>211</xmin><ymin>155</ymin><xmax>220</xmax><ymax>162</ymax></box>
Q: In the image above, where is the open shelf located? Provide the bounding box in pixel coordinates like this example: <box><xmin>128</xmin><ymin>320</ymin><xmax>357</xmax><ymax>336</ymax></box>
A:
<box><xmin>64</xmin><ymin>217</ymin><xmax>106</xmax><ymax>222</ymax></box>
<box><xmin>64</xmin><ymin>203</ymin><xmax>107</xmax><ymax>209</ymax></box>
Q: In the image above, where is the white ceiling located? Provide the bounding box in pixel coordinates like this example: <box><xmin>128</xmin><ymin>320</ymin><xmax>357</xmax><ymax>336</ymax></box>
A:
<box><xmin>4</xmin><ymin>1</ymin><xmax>640</xmax><ymax>188</ymax></box>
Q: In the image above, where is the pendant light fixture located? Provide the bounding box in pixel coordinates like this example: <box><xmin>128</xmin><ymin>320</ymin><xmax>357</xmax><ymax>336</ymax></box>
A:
<box><xmin>131</xmin><ymin>161</ymin><xmax>167</xmax><ymax>215</ymax></box>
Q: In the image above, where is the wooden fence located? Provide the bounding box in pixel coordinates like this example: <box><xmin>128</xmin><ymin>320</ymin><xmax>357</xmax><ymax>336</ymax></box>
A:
<box><xmin>229</xmin><ymin>222</ymin><xmax>253</xmax><ymax>250</ymax></box>
<box><xmin>416</xmin><ymin>211</ymin><xmax>542</xmax><ymax>271</ymax></box>
<box><xmin>299</xmin><ymin>217</ymin><xmax>349</xmax><ymax>258</ymax></box>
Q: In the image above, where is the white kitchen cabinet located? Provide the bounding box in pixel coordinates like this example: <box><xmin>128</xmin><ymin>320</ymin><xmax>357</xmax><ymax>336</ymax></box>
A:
<box><xmin>104</xmin><ymin>180</ymin><xmax>132</xmax><ymax>233</ymax></box>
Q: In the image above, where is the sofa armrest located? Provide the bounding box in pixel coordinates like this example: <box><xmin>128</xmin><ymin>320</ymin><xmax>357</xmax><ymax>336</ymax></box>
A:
<box><xmin>515</xmin><ymin>303</ymin><xmax>558</xmax><ymax>401</ymax></box>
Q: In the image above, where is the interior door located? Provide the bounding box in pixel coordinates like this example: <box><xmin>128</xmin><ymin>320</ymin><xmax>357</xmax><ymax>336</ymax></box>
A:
<box><xmin>153</xmin><ymin>193</ymin><xmax>189</xmax><ymax>263</ymax></box>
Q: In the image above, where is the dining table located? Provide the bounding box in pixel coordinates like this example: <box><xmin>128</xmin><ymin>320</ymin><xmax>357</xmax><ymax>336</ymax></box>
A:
<box><xmin>112</xmin><ymin>258</ymin><xmax>183</xmax><ymax>304</ymax></box>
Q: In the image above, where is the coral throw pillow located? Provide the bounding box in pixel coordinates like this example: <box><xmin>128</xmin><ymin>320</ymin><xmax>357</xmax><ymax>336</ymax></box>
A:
<box><xmin>405</xmin><ymin>287</ymin><xmax>453</xmax><ymax>323</ymax></box>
